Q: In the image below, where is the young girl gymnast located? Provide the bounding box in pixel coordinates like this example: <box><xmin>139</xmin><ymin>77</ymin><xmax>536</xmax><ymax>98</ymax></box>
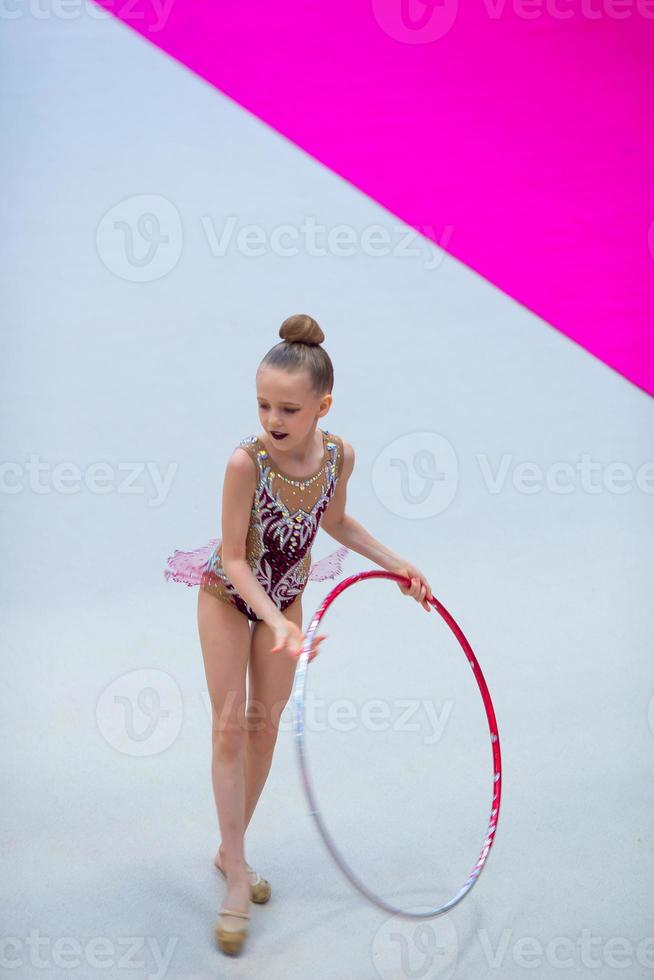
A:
<box><xmin>164</xmin><ymin>313</ymin><xmax>433</xmax><ymax>956</ymax></box>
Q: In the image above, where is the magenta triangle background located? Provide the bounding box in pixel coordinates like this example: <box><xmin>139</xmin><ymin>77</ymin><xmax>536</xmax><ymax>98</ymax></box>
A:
<box><xmin>94</xmin><ymin>0</ymin><xmax>654</xmax><ymax>396</ymax></box>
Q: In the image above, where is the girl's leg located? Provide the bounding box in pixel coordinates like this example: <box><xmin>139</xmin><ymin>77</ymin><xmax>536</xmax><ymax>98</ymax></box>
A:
<box><xmin>197</xmin><ymin>587</ymin><xmax>252</xmax><ymax>915</ymax></box>
<box><xmin>243</xmin><ymin>594</ymin><xmax>303</xmax><ymax>832</ymax></box>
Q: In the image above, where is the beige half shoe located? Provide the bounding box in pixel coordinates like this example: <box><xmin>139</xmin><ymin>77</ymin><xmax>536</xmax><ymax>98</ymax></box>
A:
<box><xmin>216</xmin><ymin>859</ymin><xmax>272</xmax><ymax>904</ymax></box>
<box><xmin>214</xmin><ymin>906</ymin><xmax>251</xmax><ymax>956</ymax></box>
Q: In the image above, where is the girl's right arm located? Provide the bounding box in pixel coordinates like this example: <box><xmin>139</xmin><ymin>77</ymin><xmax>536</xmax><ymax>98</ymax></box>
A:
<box><xmin>220</xmin><ymin>448</ymin><xmax>284</xmax><ymax>628</ymax></box>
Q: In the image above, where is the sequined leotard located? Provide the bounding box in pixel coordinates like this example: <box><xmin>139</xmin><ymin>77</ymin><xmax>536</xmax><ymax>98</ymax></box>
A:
<box><xmin>200</xmin><ymin>428</ymin><xmax>344</xmax><ymax>622</ymax></box>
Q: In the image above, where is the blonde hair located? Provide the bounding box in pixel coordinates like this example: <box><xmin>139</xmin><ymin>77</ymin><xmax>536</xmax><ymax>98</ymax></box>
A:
<box><xmin>258</xmin><ymin>314</ymin><xmax>334</xmax><ymax>397</ymax></box>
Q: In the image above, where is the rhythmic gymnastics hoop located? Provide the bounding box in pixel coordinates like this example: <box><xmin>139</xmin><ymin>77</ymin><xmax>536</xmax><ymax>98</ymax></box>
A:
<box><xmin>291</xmin><ymin>569</ymin><xmax>502</xmax><ymax>920</ymax></box>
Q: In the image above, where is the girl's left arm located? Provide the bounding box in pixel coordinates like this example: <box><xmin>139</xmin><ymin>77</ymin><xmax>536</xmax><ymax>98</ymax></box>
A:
<box><xmin>321</xmin><ymin>441</ymin><xmax>434</xmax><ymax>612</ymax></box>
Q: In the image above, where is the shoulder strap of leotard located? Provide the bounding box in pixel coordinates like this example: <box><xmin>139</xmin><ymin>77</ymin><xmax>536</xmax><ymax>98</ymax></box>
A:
<box><xmin>234</xmin><ymin>435</ymin><xmax>263</xmax><ymax>474</ymax></box>
<box><xmin>324</xmin><ymin>430</ymin><xmax>344</xmax><ymax>481</ymax></box>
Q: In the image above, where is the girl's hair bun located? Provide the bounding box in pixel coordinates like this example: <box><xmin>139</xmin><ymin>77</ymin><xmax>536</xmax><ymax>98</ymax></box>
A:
<box><xmin>261</xmin><ymin>313</ymin><xmax>334</xmax><ymax>396</ymax></box>
<box><xmin>279</xmin><ymin>313</ymin><xmax>324</xmax><ymax>346</ymax></box>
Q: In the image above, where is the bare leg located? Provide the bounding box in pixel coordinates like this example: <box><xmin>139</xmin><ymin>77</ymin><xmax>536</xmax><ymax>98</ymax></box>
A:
<box><xmin>197</xmin><ymin>588</ymin><xmax>251</xmax><ymax>918</ymax></box>
<box><xmin>244</xmin><ymin>595</ymin><xmax>303</xmax><ymax>832</ymax></box>
<box><xmin>214</xmin><ymin>594</ymin><xmax>303</xmax><ymax>869</ymax></box>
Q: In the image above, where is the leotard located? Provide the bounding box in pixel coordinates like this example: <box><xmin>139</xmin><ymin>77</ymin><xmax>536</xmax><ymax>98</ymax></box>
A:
<box><xmin>200</xmin><ymin>427</ymin><xmax>344</xmax><ymax>622</ymax></box>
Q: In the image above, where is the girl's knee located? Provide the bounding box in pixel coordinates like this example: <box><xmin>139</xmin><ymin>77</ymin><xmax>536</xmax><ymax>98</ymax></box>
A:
<box><xmin>245</xmin><ymin>696</ymin><xmax>288</xmax><ymax>733</ymax></box>
<box><xmin>246</xmin><ymin>725</ymin><xmax>279</xmax><ymax>756</ymax></box>
<box><xmin>213</xmin><ymin>723</ymin><xmax>247</xmax><ymax>759</ymax></box>
<box><xmin>244</xmin><ymin>695</ymin><xmax>289</xmax><ymax>754</ymax></box>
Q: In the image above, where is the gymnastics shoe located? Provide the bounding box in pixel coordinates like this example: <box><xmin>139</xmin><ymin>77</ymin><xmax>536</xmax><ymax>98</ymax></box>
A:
<box><xmin>215</xmin><ymin>855</ymin><xmax>272</xmax><ymax>904</ymax></box>
<box><xmin>214</xmin><ymin>905</ymin><xmax>251</xmax><ymax>956</ymax></box>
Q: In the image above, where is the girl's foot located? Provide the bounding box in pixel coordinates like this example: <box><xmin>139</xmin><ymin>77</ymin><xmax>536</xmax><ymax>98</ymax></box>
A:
<box><xmin>214</xmin><ymin>845</ymin><xmax>272</xmax><ymax>904</ymax></box>
<box><xmin>214</xmin><ymin>906</ymin><xmax>250</xmax><ymax>956</ymax></box>
<box><xmin>214</xmin><ymin>862</ymin><xmax>251</xmax><ymax>956</ymax></box>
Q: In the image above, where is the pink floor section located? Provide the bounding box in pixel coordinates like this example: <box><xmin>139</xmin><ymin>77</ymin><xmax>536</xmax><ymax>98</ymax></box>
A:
<box><xmin>94</xmin><ymin>1</ymin><xmax>654</xmax><ymax>396</ymax></box>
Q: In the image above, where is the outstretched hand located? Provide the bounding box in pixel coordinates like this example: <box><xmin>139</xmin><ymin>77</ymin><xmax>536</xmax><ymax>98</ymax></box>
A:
<box><xmin>391</xmin><ymin>562</ymin><xmax>434</xmax><ymax>612</ymax></box>
<box><xmin>270</xmin><ymin>617</ymin><xmax>328</xmax><ymax>662</ymax></box>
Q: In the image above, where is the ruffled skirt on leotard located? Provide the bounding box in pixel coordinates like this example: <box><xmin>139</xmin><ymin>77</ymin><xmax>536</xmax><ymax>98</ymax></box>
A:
<box><xmin>163</xmin><ymin>540</ymin><xmax>349</xmax><ymax>587</ymax></box>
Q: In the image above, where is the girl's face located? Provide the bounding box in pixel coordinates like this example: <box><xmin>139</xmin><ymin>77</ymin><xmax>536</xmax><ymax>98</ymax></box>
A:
<box><xmin>256</xmin><ymin>366</ymin><xmax>331</xmax><ymax>447</ymax></box>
